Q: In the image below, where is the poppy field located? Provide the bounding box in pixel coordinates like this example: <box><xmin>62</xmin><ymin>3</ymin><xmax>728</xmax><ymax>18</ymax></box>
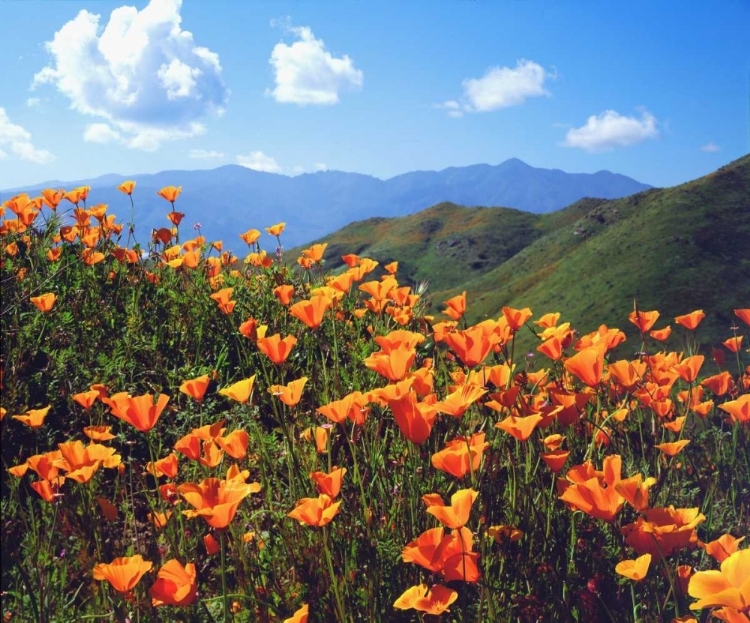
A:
<box><xmin>1</xmin><ymin>183</ymin><xmax>748</xmax><ymax>623</ymax></box>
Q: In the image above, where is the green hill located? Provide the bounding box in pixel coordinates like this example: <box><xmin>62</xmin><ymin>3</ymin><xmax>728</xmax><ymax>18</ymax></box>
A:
<box><xmin>297</xmin><ymin>155</ymin><xmax>750</xmax><ymax>348</ymax></box>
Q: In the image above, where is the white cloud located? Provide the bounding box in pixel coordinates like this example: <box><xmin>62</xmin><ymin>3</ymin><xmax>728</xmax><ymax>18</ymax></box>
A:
<box><xmin>0</xmin><ymin>107</ymin><xmax>56</xmax><ymax>164</ymax></box>
<box><xmin>32</xmin><ymin>0</ymin><xmax>228</xmax><ymax>151</ymax></box>
<box><xmin>268</xmin><ymin>22</ymin><xmax>363</xmax><ymax>105</ymax></box>
<box><xmin>189</xmin><ymin>148</ymin><xmax>224</xmax><ymax>159</ymax></box>
<box><xmin>236</xmin><ymin>151</ymin><xmax>282</xmax><ymax>173</ymax></box>
<box><xmin>0</xmin><ymin>148</ymin><xmax>7</xmax><ymax>160</ymax></box>
<box><xmin>700</xmin><ymin>142</ymin><xmax>720</xmax><ymax>153</ymax></box>
<box><xmin>562</xmin><ymin>109</ymin><xmax>658</xmax><ymax>152</ymax></box>
<box><xmin>438</xmin><ymin>60</ymin><xmax>551</xmax><ymax>117</ymax></box>
<box><xmin>313</xmin><ymin>162</ymin><xmax>328</xmax><ymax>171</ymax></box>
<box><xmin>26</xmin><ymin>98</ymin><xmax>41</xmax><ymax>108</ymax></box>
<box><xmin>84</xmin><ymin>123</ymin><xmax>123</xmax><ymax>144</ymax></box>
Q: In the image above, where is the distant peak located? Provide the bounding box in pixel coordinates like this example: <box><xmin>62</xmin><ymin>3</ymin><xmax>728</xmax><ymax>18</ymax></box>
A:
<box><xmin>499</xmin><ymin>158</ymin><xmax>531</xmax><ymax>168</ymax></box>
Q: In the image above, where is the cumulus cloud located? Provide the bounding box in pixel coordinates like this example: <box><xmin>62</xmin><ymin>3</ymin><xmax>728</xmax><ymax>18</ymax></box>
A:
<box><xmin>32</xmin><ymin>0</ymin><xmax>228</xmax><ymax>150</ymax></box>
<box><xmin>84</xmin><ymin>123</ymin><xmax>123</xmax><ymax>144</ymax></box>
<box><xmin>189</xmin><ymin>148</ymin><xmax>224</xmax><ymax>159</ymax></box>
<box><xmin>562</xmin><ymin>109</ymin><xmax>658</xmax><ymax>152</ymax></box>
<box><xmin>0</xmin><ymin>108</ymin><xmax>56</xmax><ymax>164</ymax></box>
<box><xmin>700</xmin><ymin>142</ymin><xmax>720</xmax><ymax>153</ymax></box>
<box><xmin>236</xmin><ymin>151</ymin><xmax>282</xmax><ymax>173</ymax></box>
<box><xmin>268</xmin><ymin>21</ymin><xmax>363</xmax><ymax>105</ymax></box>
<box><xmin>437</xmin><ymin>60</ymin><xmax>551</xmax><ymax>117</ymax></box>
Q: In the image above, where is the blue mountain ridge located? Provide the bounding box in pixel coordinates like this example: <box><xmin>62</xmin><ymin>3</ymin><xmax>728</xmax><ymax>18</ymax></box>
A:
<box><xmin>1</xmin><ymin>159</ymin><xmax>651</xmax><ymax>250</ymax></box>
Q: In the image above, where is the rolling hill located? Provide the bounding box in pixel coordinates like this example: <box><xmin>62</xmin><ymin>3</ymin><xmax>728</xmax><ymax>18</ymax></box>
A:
<box><xmin>299</xmin><ymin>154</ymin><xmax>750</xmax><ymax>349</ymax></box>
<box><xmin>1</xmin><ymin>159</ymin><xmax>650</xmax><ymax>250</ymax></box>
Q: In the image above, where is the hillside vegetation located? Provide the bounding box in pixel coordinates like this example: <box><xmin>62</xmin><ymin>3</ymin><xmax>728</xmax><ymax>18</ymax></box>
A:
<box><xmin>305</xmin><ymin>155</ymin><xmax>750</xmax><ymax>349</ymax></box>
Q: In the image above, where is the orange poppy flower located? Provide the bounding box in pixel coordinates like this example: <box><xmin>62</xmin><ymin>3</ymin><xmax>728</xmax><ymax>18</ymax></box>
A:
<box><xmin>672</xmin><ymin>355</ymin><xmax>704</xmax><ymax>384</ymax></box>
<box><xmin>613</xmin><ymin>474</ymin><xmax>656</xmax><ymax>511</ymax></box>
<box><xmin>270</xmin><ymin>377</ymin><xmax>308</xmax><ymax>407</ymax></box>
<box><xmin>274</xmin><ymin>284</ymin><xmax>295</xmax><ymax>305</ymax></box>
<box><xmin>564</xmin><ymin>344</ymin><xmax>606</xmax><ymax>387</ymax></box>
<box><xmin>30</xmin><ymin>477</ymin><xmax>65</xmax><ymax>502</ymax></box>
<box><xmin>302</xmin><ymin>243</ymin><xmax>328</xmax><ymax>263</ymax></box>
<box><xmin>487</xmin><ymin>524</ymin><xmax>524</xmax><ymax>544</ymax></box>
<box><xmin>179</xmin><ymin>374</ymin><xmax>210</xmax><ymax>403</ymax></box>
<box><xmin>290</xmin><ymin>295</ymin><xmax>333</xmax><ymax>329</ymax></box>
<box><xmin>443</xmin><ymin>292</ymin><xmax>466</xmax><ymax>321</ymax></box>
<box><xmin>117</xmin><ymin>181</ymin><xmax>136</xmax><ymax>195</ymax></box>
<box><xmin>283</xmin><ymin>603</ymin><xmax>309</xmax><ymax>623</ymax></box>
<box><xmin>608</xmin><ymin>359</ymin><xmax>647</xmax><ymax>389</ymax></box>
<box><xmin>310</xmin><ymin>467</ymin><xmax>347</xmax><ymax>497</ymax></box>
<box><xmin>622</xmin><ymin>506</ymin><xmax>705</xmax><ymax>557</ymax></box>
<box><xmin>203</xmin><ymin>533</ymin><xmax>220</xmax><ymax>555</ymax></box>
<box><xmin>47</xmin><ymin>247</ymin><xmax>63</xmax><ymax>262</ymax></box>
<box><xmin>495</xmin><ymin>413</ymin><xmax>544</xmax><ymax>442</ymax></box>
<box><xmin>628</xmin><ymin>309</ymin><xmax>660</xmax><ymax>333</ymax></box>
<box><xmin>167</xmin><ymin>211</ymin><xmax>185</xmax><ymax>226</ymax></box>
<box><xmin>24</xmin><ymin>451</ymin><xmax>62</xmax><ymax>480</ymax></box>
<box><xmin>240</xmin><ymin>228</ymin><xmax>261</xmax><ymax>245</ymax></box>
<box><xmin>388</xmin><ymin>391</ymin><xmax>437</xmax><ymax>444</ymax></box>
<box><xmin>288</xmin><ymin>493</ymin><xmax>341</xmax><ymax>527</ymax></box>
<box><xmin>364</xmin><ymin>345</ymin><xmax>416</xmax><ymax>381</ymax></box>
<box><xmin>81</xmin><ymin>426</ymin><xmax>115</xmax><ymax>442</ymax></box>
<box><xmin>442</xmin><ymin>325</ymin><xmax>495</xmax><ymax>368</ymax></box>
<box><xmin>718</xmin><ymin>394</ymin><xmax>750</xmax><ymax>424</ymax></box>
<box><xmin>146</xmin><ymin>452</ymin><xmax>179</xmax><ymax>479</ymax></box>
<box><xmin>300</xmin><ymin>426</ymin><xmax>329</xmax><ymax>453</ymax></box>
<box><xmin>102</xmin><ymin>392</ymin><xmax>170</xmax><ymax>433</ymax></box>
<box><xmin>64</xmin><ymin>186</ymin><xmax>90</xmax><ymax>206</ymax></box>
<box><xmin>157</xmin><ymin>186</ymin><xmax>182</xmax><ymax>203</ymax></box>
<box><xmin>256</xmin><ymin>332</ymin><xmax>297</xmax><ymax>364</ymax></box>
<box><xmin>265</xmin><ymin>222</ymin><xmax>286</xmax><ymax>237</ymax></box>
<box><xmin>654</xmin><ymin>439</ymin><xmax>690</xmax><ymax>456</ymax></box>
<box><xmin>149</xmin><ymin>559</ymin><xmax>197</xmax><ymax>607</ymax></box>
<box><xmin>148</xmin><ymin>511</ymin><xmax>173</xmax><ymax>529</ymax></box>
<box><xmin>431</xmin><ymin>433</ymin><xmax>488</xmax><ymax>478</ymax></box>
<box><xmin>30</xmin><ymin>293</ymin><xmax>57</xmax><ymax>313</ymax></box>
<box><xmin>675</xmin><ymin>310</ymin><xmax>706</xmax><ymax>331</ymax></box>
<box><xmin>734</xmin><ymin>309</ymin><xmax>750</xmax><ymax>326</ymax></box>
<box><xmin>179</xmin><ymin>476</ymin><xmax>261</xmax><ymax>528</ymax></box>
<box><xmin>433</xmin><ymin>383</ymin><xmax>487</xmax><ymax>418</ymax></box>
<box><xmin>423</xmin><ymin>489</ymin><xmax>477</xmax><ymax>529</ymax></box>
<box><xmin>73</xmin><ymin>389</ymin><xmax>100</xmax><ymax>409</ymax></box>
<box><xmin>559</xmin><ymin>455</ymin><xmax>624</xmax><ymax>522</ymax></box>
<box><xmin>41</xmin><ymin>188</ymin><xmax>65</xmax><ymax>209</ymax></box>
<box><xmin>650</xmin><ymin>326</ymin><xmax>672</xmax><ymax>341</ymax></box>
<box><xmin>394</xmin><ymin>584</ymin><xmax>458</xmax><ymax>615</ymax></box>
<box><xmin>615</xmin><ymin>553</ymin><xmax>652</xmax><ymax>581</ymax></box>
<box><xmin>317</xmin><ymin>392</ymin><xmax>363</xmax><ymax>424</ymax></box>
<box><xmin>219</xmin><ymin>376</ymin><xmax>256</xmax><ymax>404</ymax></box>
<box><xmin>688</xmin><ymin>549</ymin><xmax>750</xmax><ymax>612</ymax></box>
<box><xmin>215</xmin><ymin>430</ymin><xmax>249</xmax><ymax>459</ymax></box>
<box><xmin>238</xmin><ymin>317</ymin><xmax>259</xmax><ymax>342</ymax></box>
<box><xmin>12</xmin><ymin>405</ymin><xmax>51</xmax><ymax>429</ymax></box>
<box><xmin>701</xmin><ymin>534</ymin><xmax>746</xmax><ymax>563</ymax></box>
<box><xmin>723</xmin><ymin>336</ymin><xmax>743</xmax><ymax>353</ymax></box>
<box><xmin>93</xmin><ymin>555</ymin><xmax>153</xmax><ymax>594</ymax></box>
<box><xmin>537</xmin><ymin>336</ymin><xmax>563</xmax><ymax>361</ymax></box>
<box><xmin>502</xmin><ymin>306</ymin><xmax>533</xmax><ymax>331</ymax></box>
<box><xmin>541</xmin><ymin>450</ymin><xmax>571</xmax><ymax>473</ymax></box>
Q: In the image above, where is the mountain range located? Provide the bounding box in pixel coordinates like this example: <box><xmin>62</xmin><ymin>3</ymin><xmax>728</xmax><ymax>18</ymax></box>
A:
<box><xmin>1</xmin><ymin>159</ymin><xmax>651</xmax><ymax>249</ymax></box>
<box><xmin>299</xmin><ymin>154</ymin><xmax>750</xmax><ymax>350</ymax></box>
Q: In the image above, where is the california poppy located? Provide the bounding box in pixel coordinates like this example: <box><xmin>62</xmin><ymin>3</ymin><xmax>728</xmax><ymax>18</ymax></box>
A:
<box><xmin>179</xmin><ymin>374</ymin><xmax>211</xmax><ymax>403</ymax></box>
<box><xmin>431</xmin><ymin>433</ymin><xmax>488</xmax><ymax>478</ymax></box>
<box><xmin>423</xmin><ymin>489</ymin><xmax>477</xmax><ymax>529</ymax></box>
<box><xmin>628</xmin><ymin>309</ymin><xmax>660</xmax><ymax>333</ymax></box>
<box><xmin>203</xmin><ymin>533</ymin><xmax>220</xmax><ymax>555</ymax></box>
<box><xmin>688</xmin><ymin>549</ymin><xmax>750</xmax><ymax>611</ymax></box>
<box><xmin>502</xmin><ymin>306</ymin><xmax>533</xmax><ymax>331</ymax></box>
<box><xmin>495</xmin><ymin>413</ymin><xmax>544</xmax><ymax>442</ymax></box>
<box><xmin>388</xmin><ymin>391</ymin><xmax>437</xmax><ymax>444</ymax></box>
<box><xmin>614</xmin><ymin>474</ymin><xmax>656</xmax><ymax>511</ymax></box>
<box><xmin>675</xmin><ymin>310</ymin><xmax>706</xmax><ymax>331</ymax></box>
<box><xmin>30</xmin><ymin>293</ymin><xmax>57</xmax><ymax>313</ymax></box>
<box><xmin>734</xmin><ymin>309</ymin><xmax>750</xmax><ymax>326</ymax></box>
<box><xmin>310</xmin><ymin>467</ymin><xmax>347</xmax><ymax>497</ymax></box>
<box><xmin>654</xmin><ymin>439</ymin><xmax>690</xmax><ymax>456</ymax></box>
<box><xmin>240</xmin><ymin>229</ymin><xmax>261</xmax><ymax>245</ymax></box>
<box><xmin>718</xmin><ymin>395</ymin><xmax>750</xmax><ymax>424</ymax></box>
<box><xmin>722</xmin><ymin>336</ymin><xmax>743</xmax><ymax>353</ymax></box>
<box><xmin>149</xmin><ymin>559</ymin><xmax>197</xmax><ymax>607</ymax></box>
<box><xmin>650</xmin><ymin>326</ymin><xmax>672</xmax><ymax>341</ymax></box>
<box><xmin>487</xmin><ymin>524</ymin><xmax>524</xmax><ymax>544</ymax></box>
<box><xmin>615</xmin><ymin>554</ymin><xmax>651</xmax><ymax>581</ymax></box>
<box><xmin>287</xmin><ymin>493</ymin><xmax>341</xmax><ymax>527</ymax></box>
<box><xmin>564</xmin><ymin>343</ymin><xmax>606</xmax><ymax>387</ymax></box>
<box><xmin>270</xmin><ymin>377</ymin><xmax>307</xmax><ymax>407</ymax></box>
<box><xmin>219</xmin><ymin>376</ymin><xmax>255</xmax><ymax>404</ymax></box>
<box><xmin>672</xmin><ymin>355</ymin><xmax>705</xmax><ymax>383</ymax></box>
<box><xmin>146</xmin><ymin>452</ymin><xmax>179</xmax><ymax>479</ymax></box>
<box><xmin>274</xmin><ymin>284</ymin><xmax>295</xmax><ymax>305</ymax></box>
<box><xmin>179</xmin><ymin>476</ymin><xmax>261</xmax><ymax>529</ymax></box>
<box><xmin>363</xmin><ymin>345</ymin><xmax>416</xmax><ymax>381</ymax></box>
<box><xmin>622</xmin><ymin>506</ymin><xmax>705</xmax><ymax>557</ymax></box>
<box><xmin>302</xmin><ymin>243</ymin><xmax>328</xmax><ymax>263</ymax></box>
<box><xmin>256</xmin><ymin>332</ymin><xmax>297</xmax><ymax>364</ymax></box>
<box><xmin>442</xmin><ymin>326</ymin><xmax>495</xmax><ymax>368</ymax></box>
<box><xmin>433</xmin><ymin>383</ymin><xmax>487</xmax><ymax>418</ymax></box>
<box><xmin>265</xmin><ymin>222</ymin><xmax>286</xmax><ymax>237</ymax></box>
<box><xmin>559</xmin><ymin>455</ymin><xmax>624</xmax><ymax>522</ymax></box>
<box><xmin>284</xmin><ymin>604</ymin><xmax>309</xmax><ymax>623</ymax></box>
<box><xmin>290</xmin><ymin>295</ymin><xmax>333</xmax><ymax>329</ymax></box>
<box><xmin>73</xmin><ymin>389</ymin><xmax>100</xmax><ymax>409</ymax></box>
<box><xmin>541</xmin><ymin>450</ymin><xmax>571</xmax><ymax>473</ymax></box>
<box><xmin>117</xmin><ymin>181</ymin><xmax>136</xmax><ymax>195</ymax></box>
<box><xmin>701</xmin><ymin>534</ymin><xmax>746</xmax><ymax>563</ymax></box>
<box><xmin>102</xmin><ymin>392</ymin><xmax>170</xmax><ymax>433</ymax></box>
<box><xmin>394</xmin><ymin>584</ymin><xmax>458</xmax><ymax>615</ymax></box>
<box><xmin>157</xmin><ymin>186</ymin><xmax>182</xmax><ymax>203</ymax></box>
<box><xmin>93</xmin><ymin>555</ymin><xmax>153</xmax><ymax>594</ymax></box>
<box><xmin>443</xmin><ymin>292</ymin><xmax>467</xmax><ymax>321</ymax></box>
<box><xmin>41</xmin><ymin>188</ymin><xmax>65</xmax><ymax>209</ymax></box>
<box><xmin>12</xmin><ymin>405</ymin><xmax>51</xmax><ymax>428</ymax></box>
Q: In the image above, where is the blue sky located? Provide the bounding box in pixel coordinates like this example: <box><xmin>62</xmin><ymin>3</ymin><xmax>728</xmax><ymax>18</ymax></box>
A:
<box><xmin>1</xmin><ymin>0</ymin><xmax>747</xmax><ymax>190</ymax></box>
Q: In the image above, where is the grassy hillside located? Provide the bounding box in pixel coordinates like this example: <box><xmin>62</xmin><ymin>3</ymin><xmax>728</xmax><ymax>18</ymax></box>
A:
<box><xmin>301</xmin><ymin>155</ymin><xmax>750</xmax><ymax>349</ymax></box>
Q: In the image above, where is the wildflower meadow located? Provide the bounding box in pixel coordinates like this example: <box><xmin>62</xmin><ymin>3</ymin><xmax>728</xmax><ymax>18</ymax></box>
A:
<box><xmin>1</xmin><ymin>183</ymin><xmax>748</xmax><ymax>623</ymax></box>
